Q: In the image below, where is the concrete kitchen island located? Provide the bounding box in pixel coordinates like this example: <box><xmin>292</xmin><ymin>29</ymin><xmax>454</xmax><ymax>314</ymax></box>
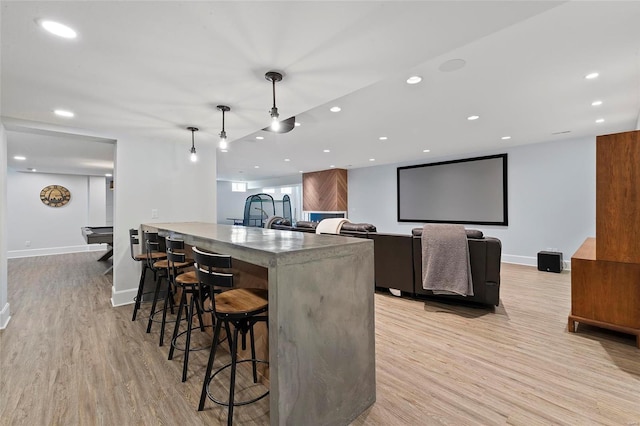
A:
<box><xmin>143</xmin><ymin>222</ymin><xmax>376</xmax><ymax>425</ymax></box>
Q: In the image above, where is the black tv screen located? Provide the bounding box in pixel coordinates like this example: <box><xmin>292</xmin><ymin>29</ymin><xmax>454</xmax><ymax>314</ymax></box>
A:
<box><xmin>397</xmin><ymin>153</ymin><xmax>508</xmax><ymax>225</ymax></box>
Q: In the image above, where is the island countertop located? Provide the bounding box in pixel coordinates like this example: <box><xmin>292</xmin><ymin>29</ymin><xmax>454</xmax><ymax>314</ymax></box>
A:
<box><xmin>142</xmin><ymin>222</ymin><xmax>376</xmax><ymax>425</ymax></box>
<box><xmin>147</xmin><ymin>221</ymin><xmax>369</xmax><ymax>263</ymax></box>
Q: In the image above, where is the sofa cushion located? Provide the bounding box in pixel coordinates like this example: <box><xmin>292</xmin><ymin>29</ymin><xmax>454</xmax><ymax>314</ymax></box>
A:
<box><xmin>411</xmin><ymin>227</ymin><xmax>483</xmax><ymax>239</ymax></box>
<box><xmin>341</xmin><ymin>222</ymin><xmax>377</xmax><ymax>232</ymax></box>
<box><xmin>295</xmin><ymin>221</ymin><xmax>317</xmax><ymax>229</ymax></box>
<box><xmin>465</xmin><ymin>229</ymin><xmax>484</xmax><ymax>239</ymax></box>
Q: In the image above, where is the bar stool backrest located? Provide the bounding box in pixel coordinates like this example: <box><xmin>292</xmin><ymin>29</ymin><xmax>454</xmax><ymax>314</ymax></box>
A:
<box><xmin>192</xmin><ymin>247</ymin><xmax>233</xmax><ymax>313</ymax></box>
<box><xmin>129</xmin><ymin>229</ymin><xmax>140</xmax><ymax>261</ymax></box>
<box><xmin>165</xmin><ymin>237</ymin><xmax>187</xmax><ymax>283</ymax></box>
<box><xmin>144</xmin><ymin>232</ymin><xmax>163</xmax><ymax>268</ymax></box>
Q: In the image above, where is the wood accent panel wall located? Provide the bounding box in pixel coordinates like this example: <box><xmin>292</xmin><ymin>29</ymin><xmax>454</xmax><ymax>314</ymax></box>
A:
<box><xmin>596</xmin><ymin>130</ymin><xmax>640</xmax><ymax>263</ymax></box>
<box><xmin>302</xmin><ymin>168</ymin><xmax>348</xmax><ymax>212</ymax></box>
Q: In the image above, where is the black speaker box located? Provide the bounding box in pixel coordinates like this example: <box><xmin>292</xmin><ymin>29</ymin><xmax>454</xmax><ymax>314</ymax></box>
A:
<box><xmin>537</xmin><ymin>251</ymin><xmax>563</xmax><ymax>273</ymax></box>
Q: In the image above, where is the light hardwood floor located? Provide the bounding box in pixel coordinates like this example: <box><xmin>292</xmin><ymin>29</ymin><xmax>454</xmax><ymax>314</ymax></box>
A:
<box><xmin>1</xmin><ymin>253</ymin><xmax>639</xmax><ymax>425</ymax></box>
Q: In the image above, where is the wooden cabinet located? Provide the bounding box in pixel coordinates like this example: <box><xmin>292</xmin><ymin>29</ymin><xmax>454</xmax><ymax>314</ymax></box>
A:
<box><xmin>569</xmin><ymin>130</ymin><xmax>640</xmax><ymax>348</ymax></box>
<box><xmin>570</xmin><ymin>238</ymin><xmax>640</xmax><ymax>346</ymax></box>
<box><xmin>595</xmin><ymin>131</ymin><xmax>640</xmax><ymax>263</ymax></box>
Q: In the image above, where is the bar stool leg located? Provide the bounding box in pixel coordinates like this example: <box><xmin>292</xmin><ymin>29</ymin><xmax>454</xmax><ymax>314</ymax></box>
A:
<box><xmin>132</xmin><ymin>264</ymin><xmax>147</xmax><ymax>321</ymax></box>
<box><xmin>159</xmin><ymin>279</ymin><xmax>174</xmax><ymax>346</ymax></box>
<box><xmin>227</xmin><ymin>324</ymin><xmax>240</xmax><ymax>426</ymax></box>
<box><xmin>168</xmin><ymin>289</ymin><xmax>187</xmax><ymax>361</ymax></box>
<box><xmin>225</xmin><ymin>322</ymin><xmax>234</xmax><ymax>353</ymax></box>
<box><xmin>195</xmin><ymin>295</ymin><xmax>206</xmax><ymax>332</ymax></box>
<box><xmin>146</xmin><ymin>274</ymin><xmax>163</xmax><ymax>333</ymax></box>
<box><xmin>182</xmin><ymin>293</ymin><xmax>196</xmax><ymax>382</ymax></box>
<box><xmin>199</xmin><ymin>319</ymin><xmax>223</xmax><ymax>411</ymax></box>
<box><xmin>249</xmin><ymin>323</ymin><xmax>258</xmax><ymax>383</ymax></box>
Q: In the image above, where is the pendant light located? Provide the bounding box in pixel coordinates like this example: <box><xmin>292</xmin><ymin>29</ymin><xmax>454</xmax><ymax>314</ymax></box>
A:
<box><xmin>265</xmin><ymin>71</ymin><xmax>283</xmax><ymax>131</ymax></box>
<box><xmin>187</xmin><ymin>126</ymin><xmax>198</xmax><ymax>162</ymax></box>
<box><xmin>217</xmin><ymin>105</ymin><xmax>230</xmax><ymax>149</ymax></box>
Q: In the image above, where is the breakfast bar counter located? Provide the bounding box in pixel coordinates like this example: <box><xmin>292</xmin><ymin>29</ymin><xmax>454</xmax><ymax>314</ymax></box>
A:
<box><xmin>142</xmin><ymin>222</ymin><xmax>376</xmax><ymax>425</ymax></box>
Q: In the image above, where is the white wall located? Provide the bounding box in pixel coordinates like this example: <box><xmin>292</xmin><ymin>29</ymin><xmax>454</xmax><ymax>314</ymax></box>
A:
<box><xmin>111</xmin><ymin>134</ymin><xmax>217</xmax><ymax>306</ymax></box>
<box><xmin>217</xmin><ymin>181</ymin><xmax>253</xmax><ymax>225</ymax></box>
<box><xmin>106</xmin><ymin>179</ymin><xmax>114</xmax><ymax>225</ymax></box>
<box><xmin>348</xmin><ymin>136</ymin><xmax>596</xmax><ymax>267</ymax></box>
<box><xmin>0</xmin><ymin>124</ymin><xmax>10</xmax><ymax>329</ymax></box>
<box><xmin>6</xmin><ymin>171</ymin><xmax>107</xmax><ymax>257</ymax></box>
<box><xmin>88</xmin><ymin>176</ymin><xmax>107</xmax><ymax>226</ymax></box>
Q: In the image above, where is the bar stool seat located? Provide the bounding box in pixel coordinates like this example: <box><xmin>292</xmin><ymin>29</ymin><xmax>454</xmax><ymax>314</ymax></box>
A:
<box><xmin>215</xmin><ymin>289</ymin><xmax>268</xmax><ymax>315</ymax></box>
<box><xmin>176</xmin><ymin>270</ymin><xmax>198</xmax><ymax>284</ymax></box>
<box><xmin>193</xmin><ymin>247</ymin><xmax>269</xmax><ymax>425</ymax></box>
<box><xmin>152</xmin><ymin>258</ymin><xmax>193</xmax><ymax>270</ymax></box>
<box><xmin>134</xmin><ymin>251</ymin><xmax>166</xmax><ymax>261</ymax></box>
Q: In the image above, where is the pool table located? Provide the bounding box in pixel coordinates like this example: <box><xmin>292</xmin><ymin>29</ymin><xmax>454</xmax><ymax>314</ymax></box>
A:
<box><xmin>81</xmin><ymin>226</ymin><xmax>113</xmax><ymax>261</ymax></box>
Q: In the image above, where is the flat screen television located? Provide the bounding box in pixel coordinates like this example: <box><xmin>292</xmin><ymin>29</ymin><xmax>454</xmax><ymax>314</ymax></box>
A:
<box><xmin>397</xmin><ymin>153</ymin><xmax>508</xmax><ymax>225</ymax></box>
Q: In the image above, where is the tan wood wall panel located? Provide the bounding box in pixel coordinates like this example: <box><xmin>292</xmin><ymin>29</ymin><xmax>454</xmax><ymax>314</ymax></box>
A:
<box><xmin>302</xmin><ymin>168</ymin><xmax>348</xmax><ymax>212</ymax></box>
<box><xmin>596</xmin><ymin>130</ymin><xmax>640</xmax><ymax>263</ymax></box>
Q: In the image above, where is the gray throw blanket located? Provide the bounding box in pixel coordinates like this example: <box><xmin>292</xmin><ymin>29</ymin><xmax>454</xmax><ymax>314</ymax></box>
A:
<box><xmin>421</xmin><ymin>224</ymin><xmax>474</xmax><ymax>296</ymax></box>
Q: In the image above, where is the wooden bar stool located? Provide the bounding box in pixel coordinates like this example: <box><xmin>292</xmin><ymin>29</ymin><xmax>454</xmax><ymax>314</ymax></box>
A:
<box><xmin>166</xmin><ymin>245</ymin><xmax>208</xmax><ymax>382</ymax></box>
<box><xmin>193</xmin><ymin>247</ymin><xmax>269</xmax><ymax>425</ymax></box>
<box><xmin>147</xmin><ymin>237</ymin><xmax>194</xmax><ymax>346</ymax></box>
<box><xmin>130</xmin><ymin>229</ymin><xmax>167</xmax><ymax>321</ymax></box>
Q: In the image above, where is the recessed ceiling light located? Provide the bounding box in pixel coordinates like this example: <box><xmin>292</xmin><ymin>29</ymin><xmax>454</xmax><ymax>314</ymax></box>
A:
<box><xmin>256</xmin><ymin>136</ymin><xmax>264</xmax><ymax>140</ymax></box>
<box><xmin>438</xmin><ymin>59</ymin><xmax>466</xmax><ymax>72</ymax></box>
<box><xmin>406</xmin><ymin>76</ymin><xmax>422</xmax><ymax>85</ymax></box>
<box><xmin>14</xmin><ymin>156</ymin><xmax>26</xmax><ymax>160</ymax></box>
<box><xmin>28</xmin><ymin>168</ymin><xmax>37</xmax><ymax>172</ymax></box>
<box><xmin>330</xmin><ymin>106</ymin><xmax>341</xmax><ymax>112</ymax></box>
<box><xmin>592</xmin><ymin>100</ymin><xmax>603</xmax><ymax>106</ymax></box>
<box><xmin>323</xmin><ymin>149</ymin><xmax>330</xmax><ymax>153</ymax></box>
<box><xmin>54</xmin><ymin>109</ymin><xmax>74</xmax><ymax>118</ymax></box>
<box><xmin>595</xmin><ymin>118</ymin><xmax>605</xmax><ymax>123</ymax></box>
<box><xmin>379</xmin><ymin>136</ymin><xmax>388</xmax><ymax>141</ymax></box>
<box><xmin>39</xmin><ymin>20</ymin><xmax>77</xmax><ymax>39</ymax></box>
<box><xmin>299</xmin><ymin>170</ymin><xmax>304</xmax><ymax>173</ymax></box>
<box><xmin>369</xmin><ymin>158</ymin><xmax>375</xmax><ymax>162</ymax></box>
<box><xmin>221</xmin><ymin>149</ymin><xmax>228</xmax><ymax>153</ymax></box>
<box><xmin>254</xmin><ymin>165</ymin><xmax>260</xmax><ymax>168</ymax></box>
<box><xmin>294</xmin><ymin>122</ymin><xmax>301</xmax><ymax>127</ymax></box>
<box><xmin>585</xmin><ymin>72</ymin><xmax>599</xmax><ymax>80</ymax></box>
<box><xmin>330</xmin><ymin>165</ymin><xmax>336</xmax><ymax>168</ymax></box>
<box><xmin>423</xmin><ymin>149</ymin><xmax>430</xmax><ymax>153</ymax></box>
<box><xmin>105</xmin><ymin>173</ymin><xmax>112</xmax><ymax>177</ymax></box>
<box><xmin>501</xmin><ymin>136</ymin><xmax>511</xmax><ymax>140</ymax></box>
<box><xmin>284</xmin><ymin>158</ymin><xmax>290</xmax><ymax>162</ymax></box>
<box><xmin>467</xmin><ymin>115</ymin><xmax>480</xmax><ymax>121</ymax></box>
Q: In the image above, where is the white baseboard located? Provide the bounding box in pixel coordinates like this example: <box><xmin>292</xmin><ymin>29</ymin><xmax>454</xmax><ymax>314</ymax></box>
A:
<box><xmin>502</xmin><ymin>254</ymin><xmax>536</xmax><ymax>267</ymax></box>
<box><xmin>8</xmin><ymin>244</ymin><xmax>107</xmax><ymax>259</ymax></box>
<box><xmin>502</xmin><ymin>254</ymin><xmax>571</xmax><ymax>271</ymax></box>
<box><xmin>111</xmin><ymin>286</ymin><xmax>137</xmax><ymax>307</ymax></box>
<box><xmin>0</xmin><ymin>302</ymin><xmax>11</xmax><ymax>329</ymax></box>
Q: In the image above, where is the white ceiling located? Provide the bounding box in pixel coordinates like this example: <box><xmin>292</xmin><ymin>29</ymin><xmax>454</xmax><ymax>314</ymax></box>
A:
<box><xmin>2</xmin><ymin>1</ymin><xmax>640</xmax><ymax>181</ymax></box>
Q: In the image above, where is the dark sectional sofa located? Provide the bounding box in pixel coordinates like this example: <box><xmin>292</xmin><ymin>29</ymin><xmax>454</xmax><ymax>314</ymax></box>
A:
<box><xmin>269</xmin><ymin>219</ymin><xmax>502</xmax><ymax>306</ymax></box>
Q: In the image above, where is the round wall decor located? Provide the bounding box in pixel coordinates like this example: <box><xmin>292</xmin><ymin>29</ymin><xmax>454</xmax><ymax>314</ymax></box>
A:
<box><xmin>40</xmin><ymin>185</ymin><xmax>71</xmax><ymax>207</ymax></box>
